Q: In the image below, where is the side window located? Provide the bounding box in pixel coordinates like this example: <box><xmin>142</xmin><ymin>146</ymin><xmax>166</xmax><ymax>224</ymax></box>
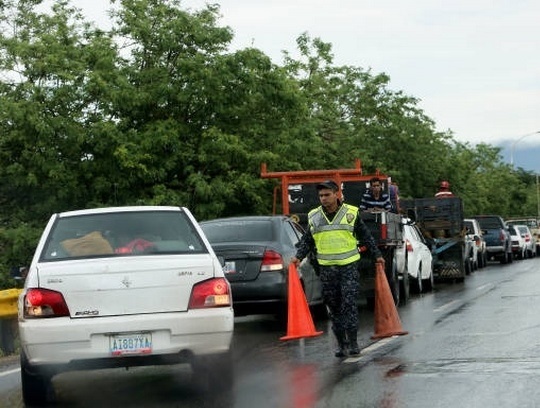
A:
<box><xmin>284</xmin><ymin>221</ymin><xmax>301</xmax><ymax>246</ymax></box>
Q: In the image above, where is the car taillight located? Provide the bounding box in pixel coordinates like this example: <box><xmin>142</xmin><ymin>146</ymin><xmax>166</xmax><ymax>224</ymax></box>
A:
<box><xmin>499</xmin><ymin>231</ymin><xmax>506</xmax><ymax>242</ymax></box>
<box><xmin>189</xmin><ymin>278</ymin><xmax>231</xmax><ymax>309</ymax></box>
<box><xmin>406</xmin><ymin>239</ymin><xmax>413</xmax><ymax>252</ymax></box>
<box><xmin>260</xmin><ymin>250</ymin><xmax>284</xmax><ymax>272</ymax></box>
<box><xmin>24</xmin><ymin>288</ymin><xmax>70</xmax><ymax>318</ymax></box>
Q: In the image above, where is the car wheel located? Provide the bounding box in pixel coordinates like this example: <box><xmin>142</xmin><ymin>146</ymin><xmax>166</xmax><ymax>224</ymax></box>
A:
<box><xmin>365</xmin><ymin>295</ymin><xmax>375</xmax><ymax>311</ymax></box>
<box><xmin>423</xmin><ymin>267</ymin><xmax>434</xmax><ymax>292</ymax></box>
<box><xmin>192</xmin><ymin>351</ymin><xmax>234</xmax><ymax>393</ymax></box>
<box><xmin>21</xmin><ymin>350</ymin><xmax>53</xmax><ymax>406</ymax></box>
<box><xmin>465</xmin><ymin>258</ymin><xmax>472</xmax><ymax>275</ymax></box>
<box><xmin>399</xmin><ymin>266</ymin><xmax>409</xmax><ymax>306</ymax></box>
<box><xmin>412</xmin><ymin>265</ymin><xmax>422</xmax><ymax>294</ymax></box>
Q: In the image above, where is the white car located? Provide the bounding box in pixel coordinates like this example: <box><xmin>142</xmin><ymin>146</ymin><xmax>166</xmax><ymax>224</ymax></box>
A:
<box><xmin>403</xmin><ymin>220</ymin><xmax>434</xmax><ymax>293</ymax></box>
<box><xmin>508</xmin><ymin>224</ymin><xmax>527</xmax><ymax>260</ymax></box>
<box><xmin>18</xmin><ymin>206</ymin><xmax>234</xmax><ymax>406</ymax></box>
<box><xmin>515</xmin><ymin>224</ymin><xmax>537</xmax><ymax>258</ymax></box>
<box><xmin>464</xmin><ymin>218</ymin><xmax>488</xmax><ymax>269</ymax></box>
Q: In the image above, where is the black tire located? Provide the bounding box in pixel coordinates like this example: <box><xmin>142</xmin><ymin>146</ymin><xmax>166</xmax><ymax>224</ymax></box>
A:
<box><xmin>412</xmin><ymin>264</ymin><xmax>422</xmax><ymax>294</ymax></box>
<box><xmin>365</xmin><ymin>295</ymin><xmax>375</xmax><ymax>311</ymax></box>
<box><xmin>478</xmin><ymin>252</ymin><xmax>485</xmax><ymax>268</ymax></box>
<box><xmin>191</xmin><ymin>351</ymin><xmax>234</xmax><ymax>393</ymax></box>
<box><xmin>20</xmin><ymin>350</ymin><xmax>53</xmax><ymax>406</ymax></box>
<box><xmin>399</xmin><ymin>265</ymin><xmax>409</xmax><ymax>306</ymax></box>
<box><xmin>383</xmin><ymin>249</ymin><xmax>400</xmax><ymax>306</ymax></box>
<box><xmin>422</xmin><ymin>267</ymin><xmax>435</xmax><ymax>292</ymax></box>
<box><xmin>465</xmin><ymin>258</ymin><xmax>472</xmax><ymax>275</ymax></box>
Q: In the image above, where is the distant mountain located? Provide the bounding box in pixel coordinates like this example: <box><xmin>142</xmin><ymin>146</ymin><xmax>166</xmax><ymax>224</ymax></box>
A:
<box><xmin>498</xmin><ymin>142</ymin><xmax>540</xmax><ymax>174</ymax></box>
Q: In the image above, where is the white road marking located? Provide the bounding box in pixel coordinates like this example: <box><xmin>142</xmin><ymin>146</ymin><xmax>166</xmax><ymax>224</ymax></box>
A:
<box><xmin>0</xmin><ymin>367</ymin><xmax>20</xmax><ymax>377</ymax></box>
<box><xmin>433</xmin><ymin>300</ymin><xmax>459</xmax><ymax>313</ymax></box>
<box><xmin>343</xmin><ymin>336</ymin><xmax>397</xmax><ymax>363</ymax></box>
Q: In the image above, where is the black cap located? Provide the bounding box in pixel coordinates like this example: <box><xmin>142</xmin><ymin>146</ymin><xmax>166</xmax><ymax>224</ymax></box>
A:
<box><xmin>316</xmin><ymin>180</ymin><xmax>339</xmax><ymax>191</ymax></box>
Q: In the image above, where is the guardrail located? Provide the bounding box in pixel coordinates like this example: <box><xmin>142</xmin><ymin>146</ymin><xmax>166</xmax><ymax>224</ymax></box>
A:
<box><xmin>0</xmin><ymin>288</ymin><xmax>22</xmax><ymax>355</ymax></box>
<box><xmin>0</xmin><ymin>288</ymin><xmax>22</xmax><ymax>319</ymax></box>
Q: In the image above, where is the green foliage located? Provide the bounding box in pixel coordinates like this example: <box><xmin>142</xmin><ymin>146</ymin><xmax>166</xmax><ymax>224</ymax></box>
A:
<box><xmin>0</xmin><ymin>0</ymin><xmax>537</xmax><ymax>288</ymax></box>
<box><xmin>0</xmin><ymin>224</ymin><xmax>42</xmax><ymax>288</ymax></box>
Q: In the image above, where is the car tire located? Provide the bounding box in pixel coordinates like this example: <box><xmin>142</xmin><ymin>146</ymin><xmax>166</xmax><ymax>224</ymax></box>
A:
<box><xmin>192</xmin><ymin>351</ymin><xmax>234</xmax><ymax>393</ymax></box>
<box><xmin>383</xmin><ymin>249</ymin><xmax>401</xmax><ymax>306</ymax></box>
<box><xmin>412</xmin><ymin>265</ymin><xmax>422</xmax><ymax>294</ymax></box>
<box><xmin>21</xmin><ymin>350</ymin><xmax>53</xmax><ymax>406</ymax></box>
<box><xmin>422</xmin><ymin>268</ymin><xmax>434</xmax><ymax>292</ymax></box>
<box><xmin>465</xmin><ymin>258</ymin><xmax>473</xmax><ymax>275</ymax></box>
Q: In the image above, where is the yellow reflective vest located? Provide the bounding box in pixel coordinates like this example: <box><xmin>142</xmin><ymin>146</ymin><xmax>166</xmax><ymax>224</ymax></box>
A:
<box><xmin>308</xmin><ymin>204</ymin><xmax>361</xmax><ymax>266</ymax></box>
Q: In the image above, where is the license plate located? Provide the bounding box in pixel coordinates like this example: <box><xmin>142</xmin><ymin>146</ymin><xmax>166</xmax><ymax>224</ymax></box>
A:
<box><xmin>223</xmin><ymin>261</ymin><xmax>236</xmax><ymax>274</ymax></box>
<box><xmin>110</xmin><ymin>333</ymin><xmax>152</xmax><ymax>356</ymax></box>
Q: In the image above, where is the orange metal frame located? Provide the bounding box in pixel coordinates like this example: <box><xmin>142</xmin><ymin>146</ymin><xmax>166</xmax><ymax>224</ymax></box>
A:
<box><xmin>261</xmin><ymin>159</ymin><xmax>388</xmax><ymax>215</ymax></box>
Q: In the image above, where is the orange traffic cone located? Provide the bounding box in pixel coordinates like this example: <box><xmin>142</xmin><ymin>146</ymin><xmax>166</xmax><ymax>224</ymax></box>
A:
<box><xmin>280</xmin><ymin>263</ymin><xmax>324</xmax><ymax>341</ymax></box>
<box><xmin>371</xmin><ymin>262</ymin><xmax>408</xmax><ymax>339</ymax></box>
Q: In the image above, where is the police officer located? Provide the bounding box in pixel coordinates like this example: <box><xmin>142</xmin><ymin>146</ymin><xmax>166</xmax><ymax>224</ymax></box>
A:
<box><xmin>291</xmin><ymin>180</ymin><xmax>384</xmax><ymax>357</ymax></box>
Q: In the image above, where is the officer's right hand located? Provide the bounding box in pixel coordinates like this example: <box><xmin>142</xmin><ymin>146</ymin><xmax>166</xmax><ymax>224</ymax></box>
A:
<box><xmin>291</xmin><ymin>257</ymin><xmax>301</xmax><ymax>266</ymax></box>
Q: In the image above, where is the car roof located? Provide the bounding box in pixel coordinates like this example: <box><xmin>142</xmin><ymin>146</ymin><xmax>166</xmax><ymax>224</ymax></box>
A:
<box><xmin>57</xmin><ymin>206</ymin><xmax>184</xmax><ymax>217</ymax></box>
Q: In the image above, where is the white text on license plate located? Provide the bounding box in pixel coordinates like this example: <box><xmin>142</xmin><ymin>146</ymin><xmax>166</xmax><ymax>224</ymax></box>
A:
<box><xmin>110</xmin><ymin>333</ymin><xmax>152</xmax><ymax>356</ymax></box>
<box><xmin>223</xmin><ymin>261</ymin><xmax>236</xmax><ymax>274</ymax></box>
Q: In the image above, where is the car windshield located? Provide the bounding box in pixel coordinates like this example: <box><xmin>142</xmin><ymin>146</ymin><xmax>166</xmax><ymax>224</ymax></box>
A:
<box><xmin>201</xmin><ymin>220</ymin><xmax>273</xmax><ymax>243</ymax></box>
<box><xmin>40</xmin><ymin>210</ymin><xmax>207</xmax><ymax>261</ymax></box>
<box><xmin>508</xmin><ymin>226</ymin><xmax>517</xmax><ymax>235</ymax></box>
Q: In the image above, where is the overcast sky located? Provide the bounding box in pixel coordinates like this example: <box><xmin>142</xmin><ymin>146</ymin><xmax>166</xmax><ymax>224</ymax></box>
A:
<box><xmin>75</xmin><ymin>0</ymin><xmax>540</xmax><ymax>151</ymax></box>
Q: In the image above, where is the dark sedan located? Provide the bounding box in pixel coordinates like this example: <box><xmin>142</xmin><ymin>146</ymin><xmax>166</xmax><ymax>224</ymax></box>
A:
<box><xmin>199</xmin><ymin>215</ymin><xmax>324</xmax><ymax>318</ymax></box>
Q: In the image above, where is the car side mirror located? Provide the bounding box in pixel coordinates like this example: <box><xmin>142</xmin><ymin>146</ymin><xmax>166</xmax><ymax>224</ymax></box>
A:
<box><xmin>406</xmin><ymin>208</ymin><xmax>416</xmax><ymax>223</ymax></box>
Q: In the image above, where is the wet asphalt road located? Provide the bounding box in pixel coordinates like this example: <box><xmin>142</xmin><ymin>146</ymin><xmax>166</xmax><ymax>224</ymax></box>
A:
<box><xmin>2</xmin><ymin>256</ymin><xmax>540</xmax><ymax>407</ymax></box>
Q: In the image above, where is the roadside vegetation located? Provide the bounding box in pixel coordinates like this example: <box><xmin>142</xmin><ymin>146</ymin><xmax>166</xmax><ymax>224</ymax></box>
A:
<box><xmin>0</xmin><ymin>0</ymin><xmax>537</xmax><ymax>288</ymax></box>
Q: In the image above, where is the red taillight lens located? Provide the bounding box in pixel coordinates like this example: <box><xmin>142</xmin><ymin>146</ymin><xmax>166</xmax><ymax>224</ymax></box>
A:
<box><xmin>189</xmin><ymin>278</ymin><xmax>231</xmax><ymax>309</ymax></box>
<box><xmin>24</xmin><ymin>288</ymin><xmax>70</xmax><ymax>318</ymax></box>
<box><xmin>260</xmin><ymin>250</ymin><xmax>284</xmax><ymax>272</ymax></box>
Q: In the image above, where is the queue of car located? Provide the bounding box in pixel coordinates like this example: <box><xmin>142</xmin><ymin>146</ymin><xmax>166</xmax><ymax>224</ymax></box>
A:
<box><xmin>17</xmin><ymin>204</ymin><xmax>537</xmax><ymax>405</ymax></box>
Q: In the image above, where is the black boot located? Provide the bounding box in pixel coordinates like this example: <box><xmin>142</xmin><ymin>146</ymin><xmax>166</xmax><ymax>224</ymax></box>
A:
<box><xmin>333</xmin><ymin>330</ymin><xmax>348</xmax><ymax>358</ymax></box>
<box><xmin>347</xmin><ymin>330</ymin><xmax>360</xmax><ymax>356</ymax></box>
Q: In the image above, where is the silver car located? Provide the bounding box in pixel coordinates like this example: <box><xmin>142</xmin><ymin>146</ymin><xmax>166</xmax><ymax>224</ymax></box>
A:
<box><xmin>18</xmin><ymin>206</ymin><xmax>234</xmax><ymax>405</ymax></box>
<box><xmin>515</xmin><ymin>224</ymin><xmax>537</xmax><ymax>258</ymax></box>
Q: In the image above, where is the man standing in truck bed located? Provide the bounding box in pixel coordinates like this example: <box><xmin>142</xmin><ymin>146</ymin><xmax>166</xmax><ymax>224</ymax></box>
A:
<box><xmin>360</xmin><ymin>177</ymin><xmax>393</xmax><ymax>212</ymax></box>
<box><xmin>435</xmin><ymin>180</ymin><xmax>455</xmax><ymax>198</ymax></box>
<box><xmin>291</xmin><ymin>180</ymin><xmax>384</xmax><ymax>358</ymax></box>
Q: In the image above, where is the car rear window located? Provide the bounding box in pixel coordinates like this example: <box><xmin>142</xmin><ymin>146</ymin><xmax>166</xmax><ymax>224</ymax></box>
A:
<box><xmin>40</xmin><ymin>210</ymin><xmax>207</xmax><ymax>261</ymax></box>
<box><xmin>201</xmin><ymin>220</ymin><xmax>273</xmax><ymax>243</ymax></box>
<box><xmin>476</xmin><ymin>218</ymin><xmax>502</xmax><ymax>229</ymax></box>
